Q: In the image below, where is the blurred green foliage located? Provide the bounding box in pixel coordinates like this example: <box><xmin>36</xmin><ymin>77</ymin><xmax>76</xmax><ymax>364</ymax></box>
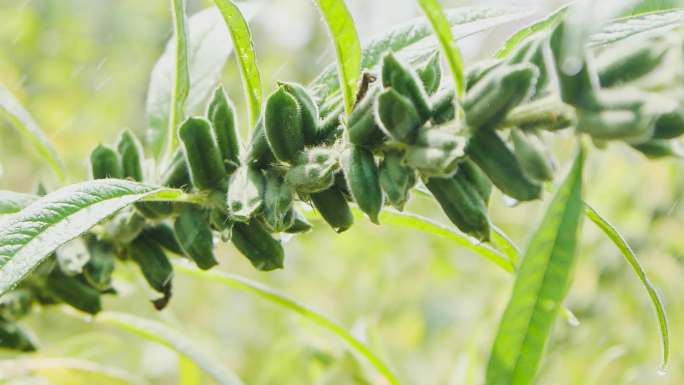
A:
<box><xmin>1</xmin><ymin>1</ymin><xmax>684</xmax><ymax>384</ymax></box>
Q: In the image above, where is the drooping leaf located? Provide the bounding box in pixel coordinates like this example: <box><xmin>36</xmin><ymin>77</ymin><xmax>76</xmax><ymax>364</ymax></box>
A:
<box><xmin>311</xmin><ymin>0</ymin><xmax>362</xmax><ymax>115</ymax></box>
<box><xmin>417</xmin><ymin>0</ymin><xmax>465</xmax><ymax>97</ymax></box>
<box><xmin>174</xmin><ymin>262</ymin><xmax>400</xmax><ymax>385</ymax></box>
<box><xmin>0</xmin><ymin>180</ymin><xmax>182</xmax><ymax>295</ymax></box>
<box><xmin>584</xmin><ymin>203</ymin><xmax>669</xmax><ymax>369</ymax></box>
<box><xmin>495</xmin><ymin>5</ymin><xmax>569</xmax><ymax>58</ymax></box>
<box><xmin>146</xmin><ymin>4</ymin><xmax>259</xmax><ymax>161</ymax></box>
<box><xmin>97</xmin><ymin>311</ymin><xmax>244</xmax><ymax>385</ymax></box>
<box><xmin>486</xmin><ymin>146</ymin><xmax>584</xmax><ymax>385</ymax></box>
<box><xmin>587</xmin><ymin>8</ymin><xmax>684</xmax><ymax>47</ymax></box>
<box><xmin>0</xmin><ymin>191</ymin><xmax>38</xmax><ymax>215</ymax></box>
<box><xmin>310</xmin><ymin>6</ymin><xmax>533</xmax><ymax>101</ymax></box>
<box><xmin>214</xmin><ymin>0</ymin><xmax>262</xmax><ymax>128</ymax></box>
<box><xmin>0</xmin><ymin>85</ymin><xmax>65</xmax><ymax>181</ymax></box>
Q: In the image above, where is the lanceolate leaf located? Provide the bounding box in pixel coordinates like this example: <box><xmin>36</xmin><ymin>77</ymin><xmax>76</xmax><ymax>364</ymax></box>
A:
<box><xmin>587</xmin><ymin>8</ymin><xmax>684</xmax><ymax>47</ymax></box>
<box><xmin>98</xmin><ymin>311</ymin><xmax>245</xmax><ymax>385</ymax></box>
<box><xmin>495</xmin><ymin>5</ymin><xmax>569</xmax><ymax>58</ymax></box>
<box><xmin>486</xmin><ymin>147</ymin><xmax>585</xmax><ymax>385</ymax></box>
<box><xmin>174</xmin><ymin>262</ymin><xmax>400</xmax><ymax>385</ymax></box>
<box><xmin>584</xmin><ymin>203</ymin><xmax>669</xmax><ymax>369</ymax></box>
<box><xmin>310</xmin><ymin>6</ymin><xmax>532</xmax><ymax>101</ymax></box>
<box><xmin>0</xmin><ymin>85</ymin><xmax>65</xmax><ymax>181</ymax></box>
<box><xmin>417</xmin><ymin>0</ymin><xmax>466</xmax><ymax>97</ymax></box>
<box><xmin>0</xmin><ymin>191</ymin><xmax>38</xmax><ymax>215</ymax></box>
<box><xmin>165</xmin><ymin>0</ymin><xmax>190</xmax><ymax>162</ymax></box>
<box><xmin>214</xmin><ymin>0</ymin><xmax>263</xmax><ymax>128</ymax></box>
<box><xmin>311</xmin><ymin>0</ymin><xmax>362</xmax><ymax>115</ymax></box>
<box><xmin>0</xmin><ymin>180</ymin><xmax>181</xmax><ymax>295</ymax></box>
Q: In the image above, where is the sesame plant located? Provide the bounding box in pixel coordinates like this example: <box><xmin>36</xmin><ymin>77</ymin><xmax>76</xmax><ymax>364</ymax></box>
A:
<box><xmin>0</xmin><ymin>1</ymin><xmax>681</xmax><ymax>384</ymax></box>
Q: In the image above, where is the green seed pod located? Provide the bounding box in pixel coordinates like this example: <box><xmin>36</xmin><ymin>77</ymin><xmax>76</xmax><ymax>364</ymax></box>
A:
<box><xmin>284</xmin><ymin>209</ymin><xmax>313</xmax><ymax>234</ymax></box>
<box><xmin>465</xmin><ymin>59</ymin><xmax>502</xmax><ymax>91</ymax></box>
<box><xmin>309</xmin><ymin>187</ymin><xmax>354</xmax><ymax>233</ymax></box>
<box><xmin>334</xmin><ymin>171</ymin><xmax>353</xmax><ymax>201</ymax></box>
<box><xmin>83</xmin><ymin>237</ymin><xmax>116</xmax><ymax>291</ymax></box>
<box><xmin>0</xmin><ymin>289</ymin><xmax>33</xmax><ymax>320</ymax></box>
<box><xmin>430</xmin><ymin>89</ymin><xmax>456</xmax><ymax>125</ymax></box>
<box><xmin>417</xmin><ymin>51</ymin><xmax>442</xmax><ymax>96</ymax></box>
<box><xmin>55</xmin><ymin>238</ymin><xmax>89</xmax><ymax>276</ymax></box>
<box><xmin>458</xmin><ymin>158</ymin><xmax>492</xmax><ymax>205</ymax></box>
<box><xmin>161</xmin><ymin>149</ymin><xmax>192</xmax><ymax>190</ymax></box>
<box><xmin>631</xmin><ymin>139</ymin><xmax>684</xmax><ymax>159</ymax></box>
<box><xmin>379</xmin><ymin>150</ymin><xmax>416</xmax><ymax>210</ymax></box>
<box><xmin>279</xmin><ymin>82</ymin><xmax>320</xmax><ymax>144</ymax></box>
<box><xmin>549</xmin><ymin>22</ymin><xmax>600</xmax><ymax>109</ymax></box>
<box><xmin>261</xmin><ymin>170</ymin><xmax>295</xmax><ymax>233</ymax></box>
<box><xmin>425</xmin><ymin>174</ymin><xmax>490</xmax><ymax>241</ymax></box>
<box><xmin>376</xmin><ymin>88</ymin><xmax>421</xmax><ymax>143</ymax></box>
<box><xmin>138</xmin><ymin>224</ymin><xmax>183</xmax><ymax>255</ymax></box>
<box><xmin>174</xmin><ymin>205</ymin><xmax>218</xmax><ymax>270</ymax></box>
<box><xmin>348</xmin><ymin>86</ymin><xmax>386</xmax><ymax>147</ymax></box>
<box><xmin>285</xmin><ymin>147</ymin><xmax>339</xmax><ymax>193</ymax></box>
<box><xmin>404</xmin><ymin>129</ymin><xmax>466</xmax><ymax>177</ymax></box>
<box><xmin>227</xmin><ymin>166</ymin><xmax>264</xmax><ymax>222</ymax></box>
<box><xmin>107</xmin><ymin>210</ymin><xmax>146</xmax><ymax>245</ymax></box>
<box><xmin>46</xmin><ymin>269</ymin><xmax>102</xmax><ymax>315</ymax></box>
<box><xmin>178</xmin><ymin>117</ymin><xmax>227</xmax><ymax>191</ymax></box>
<box><xmin>246</xmin><ymin>118</ymin><xmax>277</xmax><ymax>169</ymax></box>
<box><xmin>316</xmin><ymin>105</ymin><xmax>344</xmax><ymax>145</ymax></box>
<box><xmin>510</xmin><ymin>129</ymin><xmax>555</xmax><ymax>182</ymax></box>
<box><xmin>231</xmin><ymin>220</ymin><xmax>285</xmax><ymax>271</ymax></box>
<box><xmin>207</xmin><ymin>86</ymin><xmax>241</xmax><ymax>174</ymax></box>
<box><xmin>464</xmin><ymin>64</ymin><xmax>539</xmax><ymax>129</ymax></box>
<box><xmin>381</xmin><ymin>52</ymin><xmax>431</xmax><ymax>122</ymax></box>
<box><xmin>264</xmin><ymin>86</ymin><xmax>305</xmax><ymax>163</ymax></box>
<box><xmin>652</xmin><ymin>108</ymin><xmax>684</xmax><ymax>139</ymax></box>
<box><xmin>117</xmin><ymin>129</ymin><xmax>145</xmax><ymax>182</ymax></box>
<box><xmin>467</xmin><ymin>128</ymin><xmax>542</xmax><ymax>201</ymax></box>
<box><xmin>507</xmin><ymin>34</ymin><xmax>548</xmax><ymax>96</ymax></box>
<box><xmin>576</xmin><ymin>108</ymin><xmax>654</xmax><ymax>142</ymax></box>
<box><xmin>0</xmin><ymin>319</ymin><xmax>36</xmax><ymax>352</ymax></box>
<box><xmin>90</xmin><ymin>144</ymin><xmax>123</xmax><ymax>179</ymax></box>
<box><xmin>342</xmin><ymin>146</ymin><xmax>383</xmax><ymax>224</ymax></box>
<box><xmin>129</xmin><ymin>237</ymin><xmax>174</xmax><ymax>306</ymax></box>
<box><xmin>134</xmin><ymin>201</ymin><xmax>175</xmax><ymax>220</ymax></box>
<box><xmin>210</xmin><ymin>210</ymin><xmax>233</xmax><ymax>235</ymax></box>
<box><xmin>597</xmin><ymin>41</ymin><xmax>668</xmax><ymax>88</ymax></box>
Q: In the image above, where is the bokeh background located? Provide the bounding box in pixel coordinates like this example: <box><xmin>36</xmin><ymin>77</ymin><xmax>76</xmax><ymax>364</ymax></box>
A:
<box><xmin>1</xmin><ymin>0</ymin><xmax>684</xmax><ymax>384</ymax></box>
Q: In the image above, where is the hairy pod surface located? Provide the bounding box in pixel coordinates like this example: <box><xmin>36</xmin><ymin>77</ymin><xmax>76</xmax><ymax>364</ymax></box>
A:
<box><xmin>134</xmin><ymin>201</ymin><xmax>175</xmax><ymax>220</ymax></box>
<box><xmin>284</xmin><ymin>209</ymin><xmax>313</xmax><ymax>234</ymax></box>
<box><xmin>261</xmin><ymin>170</ymin><xmax>296</xmax><ymax>232</ymax></box>
<box><xmin>161</xmin><ymin>149</ymin><xmax>192</xmax><ymax>190</ymax></box>
<box><xmin>140</xmin><ymin>224</ymin><xmax>184</xmax><ymax>255</ymax></box>
<box><xmin>264</xmin><ymin>86</ymin><xmax>305</xmax><ymax>162</ymax></box>
<box><xmin>596</xmin><ymin>41</ymin><xmax>667</xmax><ymax>88</ymax></box>
<box><xmin>174</xmin><ymin>205</ymin><xmax>218</xmax><ymax>270</ymax></box>
<box><xmin>207</xmin><ymin>86</ymin><xmax>241</xmax><ymax>174</ymax></box>
<box><xmin>316</xmin><ymin>105</ymin><xmax>343</xmax><ymax>145</ymax></box>
<box><xmin>465</xmin><ymin>59</ymin><xmax>502</xmax><ymax>91</ymax></box>
<box><xmin>342</xmin><ymin>146</ymin><xmax>383</xmax><ymax>223</ymax></box>
<box><xmin>46</xmin><ymin>269</ymin><xmax>102</xmax><ymax>315</ymax></box>
<box><xmin>231</xmin><ymin>220</ymin><xmax>284</xmax><ymax>271</ymax></box>
<box><xmin>381</xmin><ymin>52</ymin><xmax>432</xmax><ymax>122</ymax></box>
<box><xmin>631</xmin><ymin>139</ymin><xmax>684</xmax><ymax>159</ymax></box>
<box><xmin>653</xmin><ymin>108</ymin><xmax>684</xmax><ymax>139</ymax></box>
<box><xmin>246</xmin><ymin>118</ymin><xmax>277</xmax><ymax>168</ymax></box>
<box><xmin>117</xmin><ymin>130</ymin><xmax>145</xmax><ymax>182</ymax></box>
<box><xmin>178</xmin><ymin>117</ymin><xmax>227</xmax><ymax>191</ymax></box>
<box><xmin>107</xmin><ymin>210</ymin><xmax>146</xmax><ymax>245</ymax></box>
<box><xmin>425</xmin><ymin>173</ymin><xmax>490</xmax><ymax>241</ymax></box>
<box><xmin>0</xmin><ymin>319</ymin><xmax>36</xmax><ymax>351</ymax></box>
<box><xmin>129</xmin><ymin>237</ymin><xmax>174</xmax><ymax>295</ymax></box>
<box><xmin>348</xmin><ymin>86</ymin><xmax>386</xmax><ymax>147</ymax></box>
<box><xmin>510</xmin><ymin>129</ymin><xmax>555</xmax><ymax>182</ymax></box>
<box><xmin>309</xmin><ymin>187</ymin><xmax>354</xmax><ymax>233</ymax></box>
<box><xmin>467</xmin><ymin>128</ymin><xmax>542</xmax><ymax>201</ymax></box>
<box><xmin>0</xmin><ymin>289</ymin><xmax>33</xmax><ymax>320</ymax></box>
<box><xmin>90</xmin><ymin>144</ymin><xmax>123</xmax><ymax>179</ymax></box>
<box><xmin>430</xmin><ymin>89</ymin><xmax>456</xmax><ymax>125</ymax></box>
<box><xmin>417</xmin><ymin>51</ymin><xmax>442</xmax><ymax>96</ymax></box>
<box><xmin>83</xmin><ymin>237</ymin><xmax>116</xmax><ymax>291</ymax></box>
<box><xmin>379</xmin><ymin>150</ymin><xmax>416</xmax><ymax>210</ymax></box>
<box><xmin>458</xmin><ymin>158</ymin><xmax>492</xmax><ymax>205</ymax></box>
<box><xmin>404</xmin><ymin>128</ymin><xmax>466</xmax><ymax>177</ymax></box>
<box><xmin>227</xmin><ymin>166</ymin><xmax>265</xmax><ymax>222</ymax></box>
<box><xmin>376</xmin><ymin>88</ymin><xmax>421</xmax><ymax>143</ymax></box>
<box><xmin>279</xmin><ymin>81</ymin><xmax>320</xmax><ymax>144</ymax></box>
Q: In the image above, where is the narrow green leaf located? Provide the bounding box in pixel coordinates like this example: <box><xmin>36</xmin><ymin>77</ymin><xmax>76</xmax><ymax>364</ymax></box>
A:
<box><xmin>486</xmin><ymin>147</ymin><xmax>585</xmax><ymax>385</ymax></box>
<box><xmin>0</xmin><ymin>180</ymin><xmax>181</xmax><ymax>295</ymax></box>
<box><xmin>311</xmin><ymin>0</ymin><xmax>362</xmax><ymax>115</ymax></box>
<box><xmin>584</xmin><ymin>203</ymin><xmax>669</xmax><ymax>370</ymax></box>
<box><xmin>310</xmin><ymin>6</ymin><xmax>532</xmax><ymax>101</ymax></box>
<box><xmin>97</xmin><ymin>311</ymin><xmax>244</xmax><ymax>385</ymax></box>
<box><xmin>180</xmin><ymin>356</ymin><xmax>202</xmax><ymax>385</ymax></box>
<box><xmin>495</xmin><ymin>5</ymin><xmax>569</xmax><ymax>58</ymax></box>
<box><xmin>491</xmin><ymin>225</ymin><xmax>522</xmax><ymax>268</ymax></box>
<box><xmin>417</xmin><ymin>0</ymin><xmax>465</xmax><ymax>97</ymax></box>
<box><xmin>214</xmin><ymin>0</ymin><xmax>262</xmax><ymax>128</ymax></box>
<box><xmin>587</xmin><ymin>8</ymin><xmax>684</xmax><ymax>47</ymax></box>
<box><xmin>174</xmin><ymin>262</ymin><xmax>401</xmax><ymax>385</ymax></box>
<box><xmin>0</xmin><ymin>85</ymin><xmax>65</xmax><ymax>181</ymax></box>
<box><xmin>0</xmin><ymin>357</ymin><xmax>149</xmax><ymax>385</ymax></box>
<box><xmin>0</xmin><ymin>191</ymin><xmax>38</xmax><ymax>215</ymax></box>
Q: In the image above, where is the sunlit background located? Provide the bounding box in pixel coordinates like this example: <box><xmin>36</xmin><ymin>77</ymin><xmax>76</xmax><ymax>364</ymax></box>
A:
<box><xmin>2</xmin><ymin>0</ymin><xmax>684</xmax><ymax>384</ymax></box>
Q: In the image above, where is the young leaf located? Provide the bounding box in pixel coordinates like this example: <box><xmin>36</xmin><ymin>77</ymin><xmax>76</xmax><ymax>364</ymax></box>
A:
<box><xmin>0</xmin><ymin>180</ymin><xmax>181</xmax><ymax>295</ymax></box>
<box><xmin>486</xmin><ymin>146</ymin><xmax>585</xmax><ymax>385</ymax></box>
<box><xmin>174</xmin><ymin>262</ymin><xmax>400</xmax><ymax>385</ymax></box>
<box><xmin>0</xmin><ymin>191</ymin><xmax>38</xmax><ymax>215</ymax></box>
<box><xmin>214</xmin><ymin>0</ymin><xmax>262</xmax><ymax>128</ymax></box>
<box><xmin>0</xmin><ymin>85</ymin><xmax>65</xmax><ymax>181</ymax></box>
<box><xmin>311</xmin><ymin>0</ymin><xmax>362</xmax><ymax>115</ymax></box>
<box><xmin>584</xmin><ymin>203</ymin><xmax>669</xmax><ymax>369</ymax></box>
<box><xmin>587</xmin><ymin>8</ymin><xmax>684</xmax><ymax>47</ymax></box>
<box><xmin>310</xmin><ymin>6</ymin><xmax>532</xmax><ymax>100</ymax></box>
<box><xmin>417</xmin><ymin>0</ymin><xmax>465</xmax><ymax>97</ymax></box>
<box><xmin>495</xmin><ymin>5</ymin><xmax>568</xmax><ymax>58</ymax></box>
<box><xmin>97</xmin><ymin>311</ymin><xmax>244</xmax><ymax>385</ymax></box>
